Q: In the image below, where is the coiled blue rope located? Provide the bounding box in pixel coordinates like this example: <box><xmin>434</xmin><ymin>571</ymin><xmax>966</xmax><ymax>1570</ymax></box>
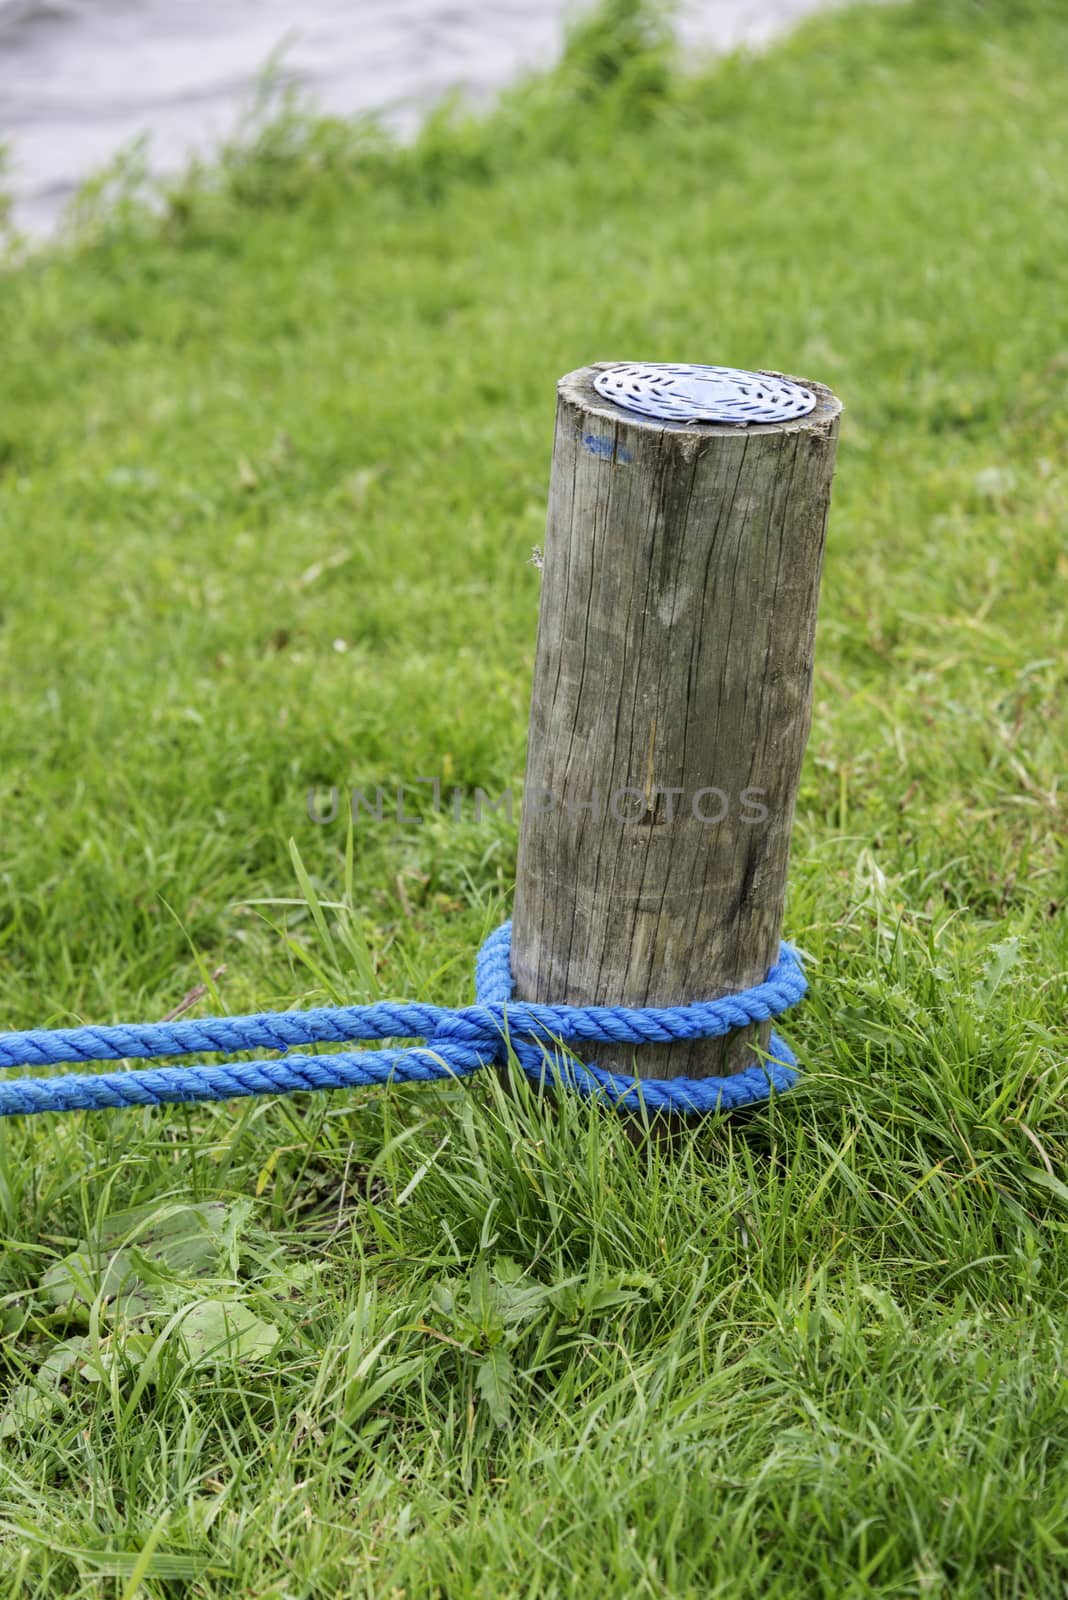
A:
<box><xmin>0</xmin><ymin>922</ymin><xmax>805</xmax><ymax>1118</ymax></box>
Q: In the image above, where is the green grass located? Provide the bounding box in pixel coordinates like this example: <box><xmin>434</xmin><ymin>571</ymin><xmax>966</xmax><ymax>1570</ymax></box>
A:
<box><xmin>1</xmin><ymin>0</ymin><xmax>1067</xmax><ymax>1591</ymax></box>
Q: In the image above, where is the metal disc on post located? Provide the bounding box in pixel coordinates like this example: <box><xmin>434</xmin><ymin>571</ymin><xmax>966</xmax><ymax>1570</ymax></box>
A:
<box><xmin>511</xmin><ymin>361</ymin><xmax>841</xmax><ymax>1099</ymax></box>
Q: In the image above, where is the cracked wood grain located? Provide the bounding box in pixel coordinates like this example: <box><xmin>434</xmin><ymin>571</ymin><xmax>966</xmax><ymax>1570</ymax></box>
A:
<box><xmin>512</xmin><ymin>364</ymin><xmax>841</xmax><ymax>1081</ymax></box>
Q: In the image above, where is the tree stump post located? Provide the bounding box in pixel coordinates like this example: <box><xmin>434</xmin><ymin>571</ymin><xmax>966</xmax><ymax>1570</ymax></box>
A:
<box><xmin>511</xmin><ymin>363</ymin><xmax>841</xmax><ymax>1090</ymax></box>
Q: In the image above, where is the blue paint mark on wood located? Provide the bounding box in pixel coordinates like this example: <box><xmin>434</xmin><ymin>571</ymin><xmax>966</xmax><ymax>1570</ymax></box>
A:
<box><xmin>583</xmin><ymin>432</ymin><xmax>631</xmax><ymax>464</ymax></box>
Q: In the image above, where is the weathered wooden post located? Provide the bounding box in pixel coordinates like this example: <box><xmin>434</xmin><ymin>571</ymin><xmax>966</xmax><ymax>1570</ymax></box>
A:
<box><xmin>512</xmin><ymin>363</ymin><xmax>840</xmax><ymax>1093</ymax></box>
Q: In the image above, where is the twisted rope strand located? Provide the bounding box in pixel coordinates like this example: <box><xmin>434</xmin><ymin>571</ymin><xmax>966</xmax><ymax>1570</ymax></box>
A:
<box><xmin>0</xmin><ymin>1041</ymin><xmax>487</xmax><ymax>1118</ymax></box>
<box><xmin>0</xmin><ymin>922</ymin><xmax>805</xmax><ymax>1118</ymax></box>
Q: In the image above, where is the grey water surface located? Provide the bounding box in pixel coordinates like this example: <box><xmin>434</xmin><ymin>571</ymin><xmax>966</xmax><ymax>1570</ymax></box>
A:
<box><xmin>0</xmin><ymin>0</ymin><xmax>845</xmax><ymax>234</ymax></box>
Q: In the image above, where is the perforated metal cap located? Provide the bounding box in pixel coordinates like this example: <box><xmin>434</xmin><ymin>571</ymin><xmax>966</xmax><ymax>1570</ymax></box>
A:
<box><xmin>592</xmin><ymin>363</ymin><xmax>816</xmax><ymax>426</ymax></box>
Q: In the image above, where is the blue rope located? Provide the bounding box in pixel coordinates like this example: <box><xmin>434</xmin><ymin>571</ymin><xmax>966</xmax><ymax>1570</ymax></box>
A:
<box><xmin>0</xmin><ymin>923</ymin><xmax>805</xmax><ymax>1118</ymax></box>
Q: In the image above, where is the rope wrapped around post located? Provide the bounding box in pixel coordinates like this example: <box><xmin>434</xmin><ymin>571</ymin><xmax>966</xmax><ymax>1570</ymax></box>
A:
<box><xmin>0</xmin><ymin>923</ymin><xmax>806</xmax><ymax>1119</ymax></box>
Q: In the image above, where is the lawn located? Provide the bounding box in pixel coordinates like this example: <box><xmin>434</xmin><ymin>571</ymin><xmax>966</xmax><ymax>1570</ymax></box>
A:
<box><xmin>0</xmin><ymin>0</ymin><xmax>1067</xmax><ymax>1593</ymax></box>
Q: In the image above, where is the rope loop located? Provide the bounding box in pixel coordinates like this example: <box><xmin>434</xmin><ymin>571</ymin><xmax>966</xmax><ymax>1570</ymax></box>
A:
<box><xmin>0</xmin><ymin>922</ymin><xmax>805</xmax><ymax>1118</ymax></box>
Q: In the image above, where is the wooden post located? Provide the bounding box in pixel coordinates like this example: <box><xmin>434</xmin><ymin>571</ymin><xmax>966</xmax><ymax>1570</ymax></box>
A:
<box><xmin>511</xmin><ymin>363</ymin><xmax>840</xmax><ymax>1086</ymax></box>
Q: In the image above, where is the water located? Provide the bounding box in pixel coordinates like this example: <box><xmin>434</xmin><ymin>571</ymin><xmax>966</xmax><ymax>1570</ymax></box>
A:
<box><xmin>0</xmin><ymin>0</ymin><xmax>844</xmax><ymax>235</ymax></box>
